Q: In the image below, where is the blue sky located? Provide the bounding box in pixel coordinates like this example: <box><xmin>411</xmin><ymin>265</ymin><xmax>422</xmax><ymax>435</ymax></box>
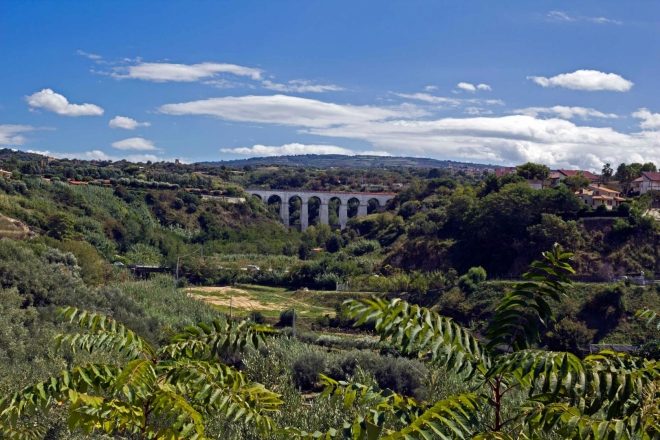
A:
<box><xmin>1</xmin><ymin>0</ymin><xmax>660</xmax><ymax>169</ymax></box>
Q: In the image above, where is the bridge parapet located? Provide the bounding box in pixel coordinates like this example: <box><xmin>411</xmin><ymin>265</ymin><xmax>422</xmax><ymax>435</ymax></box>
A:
<box><xmin>247</xmin><ymin>189</ymin><xmax>395</xmax><ymax>230</ymax></box>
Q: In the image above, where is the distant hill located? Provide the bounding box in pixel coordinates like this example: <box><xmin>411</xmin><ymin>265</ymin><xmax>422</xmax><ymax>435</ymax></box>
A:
<box><xmin>0</xmin><ymin>148</ymin><xmax>46</xmax><ymax>162</ymax></box>
<box><xmin>200</xmin><ymin>154</ymin><xmax>499</xmax><ymax>169</ymax></box>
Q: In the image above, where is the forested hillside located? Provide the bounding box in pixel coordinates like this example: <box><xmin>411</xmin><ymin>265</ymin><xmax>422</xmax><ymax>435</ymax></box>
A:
<box><xmin>203</xmin><ymin>153</ymin><xmax>497</xmax><ymax>169</ymax></box>
<box><xmin>2</xmin><ymin>150</ymin><xmax>660</xmax><ymax>438</ymax></box>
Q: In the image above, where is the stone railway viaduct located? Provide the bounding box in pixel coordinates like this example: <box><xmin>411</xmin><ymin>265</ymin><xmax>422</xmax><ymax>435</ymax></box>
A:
<box><xmin>247</xmin><ymin>189</ymin><xmax>395</xmax><ymax>231</ymax></box>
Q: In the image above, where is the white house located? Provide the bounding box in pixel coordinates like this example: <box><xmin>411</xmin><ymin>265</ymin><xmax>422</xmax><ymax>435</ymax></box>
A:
<box><xmin>639</xmin><ymin>172</ymin><xmax>660</xmax><ymax>194</ymax></box>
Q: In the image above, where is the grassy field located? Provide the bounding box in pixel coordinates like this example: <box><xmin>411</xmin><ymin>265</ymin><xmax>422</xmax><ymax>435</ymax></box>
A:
<box><xmin>182</xmin><ymin>283</ymin><xmax>372</xmax><ymax>319</ymax></box>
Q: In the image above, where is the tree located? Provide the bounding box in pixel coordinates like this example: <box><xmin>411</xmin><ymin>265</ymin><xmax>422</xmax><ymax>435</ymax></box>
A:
<box><xmin>642</xmin><ymin>162</ymin><xmax>657</xmax><ymax>172</ymax></box>
<box><xmin>0</xmin><ymin>307</ymin><xmax>282</xmax><ymax>439</ymax></box>
<box><xmin>45</xmin><ymin>212</ymin><xmax>76</xmax><ymax>240</ymax></box>
<box><xmin>616</xmin><ymin>163</ymin><xmax>637</xmax><ymax>194</ymax></box>
<box><xmin>516</xmin><ymin>162</ymin><xmax>551</xmax><ymax>180</ymax></box>
<box><xmin>282</xmin><ymin>245</ymin><xmax>660</xmax><ymax>439</ymax></box>
<box><xmin>562</xmin><ymin>171</ymin><xmax>590</xmax><ymax>190</ymax></box>
<box><xmin>325</xmin><ymin>234</ymin><xmax>343</xmax><ymax>253</ymax></box>
<box><xmin>601</xmin><ymin>163</ymin><xmax>613</xmax><ymax>184</ymax></box>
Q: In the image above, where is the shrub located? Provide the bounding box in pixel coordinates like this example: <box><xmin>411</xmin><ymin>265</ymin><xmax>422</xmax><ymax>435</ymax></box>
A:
<box><xmin>278</xmin><ymin>309</ymin><xmax>296</xmax><ymax>327</ymax></box>
<box><xmin>457</xmin><ymin>266</ymin><xmax>487</xmax><ymax>293</ymax></box>
<box><xmin>172</xmin><ymin>198</ymin><xmax>185</xmax><ymax>210</ymax></box>
<box><xmin>545</xmin><ymin>318</ymin><xmax>596</xmax><ymax>356</ymax></box>
<box><xmin>292</xmin><ymin>351</ymin><xmax>326</xmax><ymax>390</ymax></box>
<box><xmin>248</xmin><ymin>310</ymin><xmax>266</xmax><ymax>324</ymax></box>
<box><xmin>326</xmin><ymin>234</ymin><xmax>343</xmax><ymax>253</ymax></box>
<box><xmin>346</xmin><ymin>240</ymin><xmax>381</xmax><ymax>256</ymax></box>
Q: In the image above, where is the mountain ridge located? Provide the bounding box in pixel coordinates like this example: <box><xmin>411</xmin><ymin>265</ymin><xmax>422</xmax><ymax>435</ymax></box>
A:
<box><xmin>199</xmin><ymin>154</ymin><xmax>500</xmax><ymax>169</ymax></box>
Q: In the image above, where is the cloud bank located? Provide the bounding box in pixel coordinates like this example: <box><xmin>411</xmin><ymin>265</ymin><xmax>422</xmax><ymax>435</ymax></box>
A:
<box><xmin>113</xmin><ymin>62</ymin><xmax>263</xmax><ymax>82</ymax></box>
<box><xmin>220</xmin><ymin>143</ymin><xmax>391</xmax><ymax>157</ymax></box>
<box><xmin>262</xmin><ymin>80</ymin><xmax>344</xmax><ymax>93</ymax></box>
<box><xmin>158</xmin><ymin>94</ymin><xmax>422</xmax><ymax>128</ymax></box>
<box><xmin>528</xmin><ymin>70</ymin><xmax>633</xmax><ymax>91</ymax></box>
<box><xmin>513</xmin><ymin>106</ymin><xmax>618</xmax><ymax>119</ymax></box>
<box><xmin>25</xmin><ymin>89</ymin><xmax>104</xmax><ymax>116</ymax></box>
<box><xmin>0</xmin><ymin>125</ymin><xmax>37</xmax><ymax>145</ymax></box>
<box><xmin>111</xmin><ymin>137</ymin><xmax>160</xmax><ymax>151</ymax></box>
<box><xmin>109</xmin><ymin>116</ymin><xmax>151</xmax><ymax>130</ymax></box>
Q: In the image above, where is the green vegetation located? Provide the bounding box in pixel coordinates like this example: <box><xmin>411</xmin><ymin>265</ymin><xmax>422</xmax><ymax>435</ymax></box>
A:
<box><xmin>6</xmin><ymin>150</ymin><xmax>660</xmax><ymax>437</ymax></box>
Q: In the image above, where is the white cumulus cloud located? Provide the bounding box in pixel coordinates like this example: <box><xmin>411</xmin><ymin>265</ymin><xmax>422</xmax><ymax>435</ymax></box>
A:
<box><xmin>528</xmin><ymin>70</ymin><xmax>633</xmax><ymax>91</ymax></box>
<box><xmin>111</xmin><ymin>137</ymin><xmax>160</xmax><ymax>151</ymax></box>
<box><xmin>112</xmin><ymin>62</ymin><xmax>263</xmax><ymax>82</ymax></box>
<box><xmin>262</xmin><ymin>80</ymin><xmax>344</xmax><ymax>93</ymax></box>
<box><xmin>220</xmin><ymin>143</ymin><xmax>391</xmax><ymax>157</ymax></box>
<box><xmin>424</xmin><ymin>85</ymin><xmax>438</xmax><ymax>91</ymax></box>
<box><xmin>76</xmin><ymin>50</ymin><xmax>102</xmax><ymax>60</ymax></box>
<box><xmin>464</xmin><ymin>107</ymin><xmax>493</xmax><ymax>115</ymax></box>
<box><xmin>305</xmin><ymin>115</ymin><xmax>660</xmax><ymax>171</ymax></box>
<box><xmin>158</xmin><ymin>94</ymin><xmax>420</xmax><ymax>128</ymax></box>
<box><xmin>456</xmin><ymin>83</ymin><xmax>491</xmax><ymax>93</ymax></box>
<box><xmin>457</xmin><ymin>82</ymin><xmax>477</xmax><ymax>92</ymax></box>
<box><xmin>546</xmin><ymin>11</ymin><xmax>622</xmax><ymax>24</ymax></box>
<box><xmin>394</xmin><ymin>93</ymin><xmax>461</xmax><ymax>105</ymax></box>
<box><xmin>25</xmin><ymin>89</ymin><xmax>104</xmax><ymax>116</ymax></box>
<box><xmin>633</xmin><ymin>108</ymin><xmax>660</xmax><ymax>130</ymax></box>
<box><xmin>547</xmin><ymin>11</ymin><xmax>575</xmax><ymax>22</ymax></box>
<box><xmin>0</xmin><ymin>125</ymin><xmax>37</xmax><ymax>145</ymax></box>
<box><xmin>513</xmin><ymin>106</ymin><xmax>618</xmax><ymax>119</ymax></box>
<box><xmin>588</xmin><ymin>17</ymin><xmax>622</xmax><ymax>25</ymax></box>
<box><xmin>109</xmin><ymin>116</ymin><xmax>151</xmax><ymax>130</ymax></box>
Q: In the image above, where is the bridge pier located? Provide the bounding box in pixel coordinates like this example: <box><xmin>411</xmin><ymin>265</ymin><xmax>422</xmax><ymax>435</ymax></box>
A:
<box><xmin>248</xmin><ymin>190</ymin><xmax>395</xmax><ymax>232</ymax></box>
<box><xmin>357</xmin><ymin>202</ymin><xmax>368</xmax><ymax>217</ymax></box>
<box><xmin>300</xmin><ymin>201</ymin><xmax>309</xmax><ymax>231</ymax></box>
<box><xmin>339</xmin><ymin>203</ymin><xmax>348</xmax><ymax>230</ymax></box>
<box><xmin>319</xmin><ymin>202</ymin><xmax>329</xmax><ymax>227</ymax></box>
<box><xmin>280</xmin><ymin>199</ymin><xmax>289</xmax><ymax>226</ymax></box>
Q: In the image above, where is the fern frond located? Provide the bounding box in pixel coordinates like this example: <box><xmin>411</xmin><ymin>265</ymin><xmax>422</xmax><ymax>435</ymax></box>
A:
<box><xmin>318</xmin><ymin>374</ymin><xmax>427</xmax><ymax>425</ymax></box>
<box><xmin>0</xmin><ymin>422</ymin><xmax>47</xmax><ymax>440</ymax></box>
<box><xmin>113</xmin><ymin>358</ymin><xmax>157</xmax><ymax>403</ymax></box>
<box><xmin>380</xmin><ymin>393</ymin><xmax>484</xmax><ymax>440</ymax></box>
<box><xmin>486</xmin><ymin>244</ymin><xmax>574</xmax><ymax>351</ymax></box>
<box><xmin>343</xmin><ymin>297</ymin><xmax>490</xmax><ymax>374</ymax></box>
<box><xmin>56</xmin><ymin>306</ymin><xmax>155</xmax><ymax>360</ymax></box>
<box><xmin>637</xmin><ymin>307</ymin><xmax>660</xmax><ymax>330</ymax></box>
<box><xmin>165</xmin><ymin>319</ymin><xmax>278</xmax><ymax>359</ymax></box>
<box><xmin>162</xmin><ymin>360</ymin><xmax>282</xmax><ymax>434</ymax></box>
<box><xmin>0</xmin><ymin>364</ymin><xmax>119</xmax><ymax>425</ymax></box>
<box><xmin>484</xmin><ymin>350</ymin><xmax>586</xmax><ymax>397</ymax></box>
<box><xmin>522</xmin><ymin>403</ymin><xmax>636</xmax><ymax>440</ymax></box>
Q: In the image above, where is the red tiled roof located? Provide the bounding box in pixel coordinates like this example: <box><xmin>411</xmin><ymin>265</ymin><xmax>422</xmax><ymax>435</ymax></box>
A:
<box><xmin>642</xmin><ymin>171</ymin><xmax>660</xmax><ymax>182</ymax></box>
<box><xmin>634</xmin><ymin>177</ymin><xmax>643</xmax><ymax>182</ymax></box>
<box><xmin>558</xmin><ymin>169</ymin><xmax>599</xmax><ymax>181</ymax></box>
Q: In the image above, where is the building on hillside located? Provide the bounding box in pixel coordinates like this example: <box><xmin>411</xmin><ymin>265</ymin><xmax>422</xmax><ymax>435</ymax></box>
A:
<box><xmin>632</xmin><ymin>177</ymin><xmax>643</xmax><ymax>194</ymax></box>
<box><xmin>555</xmin><ymin>169</ymin><xmax>600</xmax><ymax>183</ymax></box>
<box><xmin>494</xmin><ymin>167</ymin><xmax>517</xmax><ymax>177</ymax></box>
<box><xmin>639</xmin><ymin>172</ymin><xmax>660</xmax><ymax>194</ymax></box>
<box><xmin>0</xmin><ymin>170</ymin><xmax>12</xmax><ymax>178</ymax></box>
<box><xmin>575</xmin><ymin>185</ymin><xmax>625</xmax><ymax>210</ymax></box>
<box><xmin>527</xmin><ymin>179</ymin><xmax>553</xmax><ymax>190</ymax></box>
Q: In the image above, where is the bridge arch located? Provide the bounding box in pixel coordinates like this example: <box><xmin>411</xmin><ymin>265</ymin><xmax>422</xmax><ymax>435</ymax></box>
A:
<box><xmin>247</xmin><ymin>189</ymin><xmax>395</xmax><ymax>231</ymax></box>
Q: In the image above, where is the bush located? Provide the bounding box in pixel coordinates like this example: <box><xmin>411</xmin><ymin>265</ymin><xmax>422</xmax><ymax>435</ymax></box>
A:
<box><xmin>545</xmin><ymin>318</ymin><xmax>595</xmax><ymax>356</ymax></box>
<box><xmin>248</xmin><ymin>311</ymin><xmax>266</xmax><ymax>324</ymax></box>
<box><xmin>292</xmin><ymin>351</ymin><xmax>326</xmax><ymax>390</ymax></box>
<box><xmin>326</xmin><ymin>234</ymin><xmax>343</xmax><ymax>253</ymax></box>
<box><xmin>346</xmin><ymin>240</ymin><xmax>381</xmax><ymax>256</ymax></box>
<box><xmin>278</xmin><ymin>309</ymin><xmax>296</xmax><ymax>327</ymax></box>
<box><xmin>457</xmin><ymin>266</ymin><xmax>487</xmax><ymax>293</ymax></box>
<box><xmin>172</xmin><ymin>198</ymin><xmax>185</xmax><ymax>210</ymax></box>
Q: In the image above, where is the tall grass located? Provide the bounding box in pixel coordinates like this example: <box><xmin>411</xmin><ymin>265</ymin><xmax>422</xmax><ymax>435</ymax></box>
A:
<box><xmin>117</xmin><ymin>274</ymin><xmax>221</xmax><ymax>328</ymax></box>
